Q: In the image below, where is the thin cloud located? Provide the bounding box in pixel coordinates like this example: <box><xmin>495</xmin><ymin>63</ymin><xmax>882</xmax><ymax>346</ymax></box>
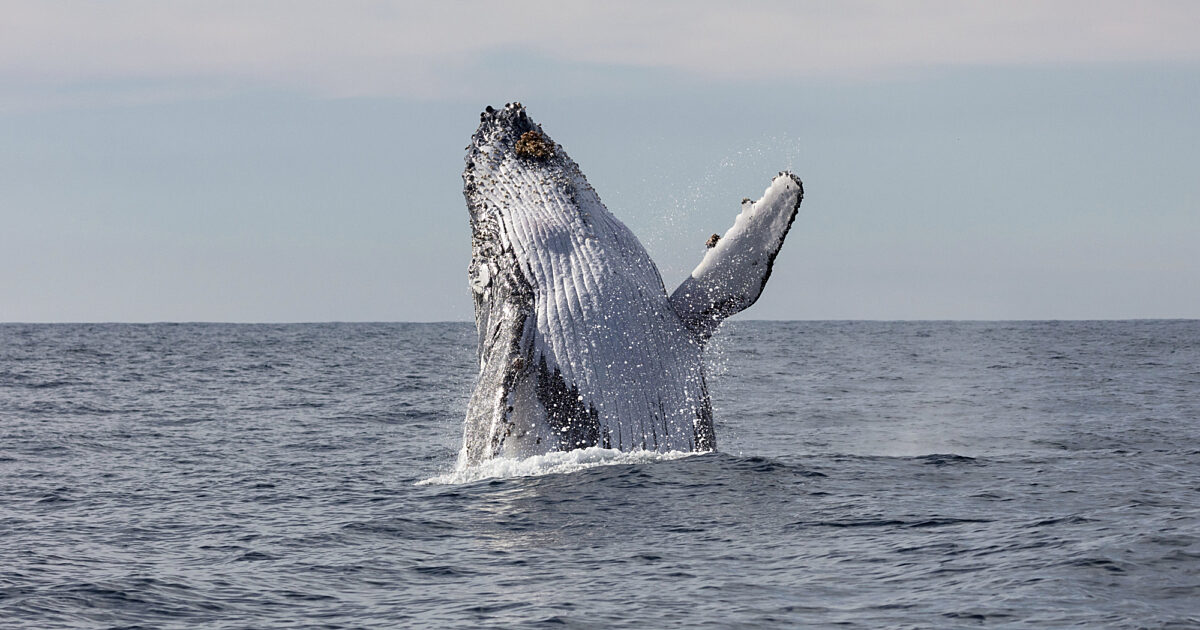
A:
<box><xmin>3</xmin><ymin>0</ymin><xmax>1199</xmax><ymax>104</ymax></box>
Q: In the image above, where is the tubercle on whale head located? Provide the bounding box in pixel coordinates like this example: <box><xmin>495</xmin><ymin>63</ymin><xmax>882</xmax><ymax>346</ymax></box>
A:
<box><xmin>463</xmin><ymin>103</ymin><xmax>591</xmax><ymax>229</ymax></box>
<box><xmin>465</xmin><ymin>103</ymin><xmax>538</xmax><ymax>207</ymax></box>
<box><xmin>470</xmin><ymin>102</ymin><xmax>543</xmax><ymax>157</ymax></box>
<box><xmin>466</xmin><ymin>103</ymin><xmax>574</xmax><ymax>177</ymax></box>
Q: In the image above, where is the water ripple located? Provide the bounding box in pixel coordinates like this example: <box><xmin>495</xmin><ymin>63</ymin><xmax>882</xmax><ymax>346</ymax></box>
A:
<box><xmin>1</xmin><ymin>321</ymin><xmax>1197</xmax><ymax>629</ymax></box>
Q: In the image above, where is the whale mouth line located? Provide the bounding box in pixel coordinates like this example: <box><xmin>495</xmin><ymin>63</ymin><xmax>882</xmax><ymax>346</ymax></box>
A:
<box><xmin>417</xmin><ymin>447</ymin><xmax>704</xmax><ymax>486</ymax></box>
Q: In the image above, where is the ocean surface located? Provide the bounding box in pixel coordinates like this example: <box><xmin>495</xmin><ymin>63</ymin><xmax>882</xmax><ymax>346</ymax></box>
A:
<box><xmin>2</xmin><ymin>321</ymin><xmax>1198</xmax><ymax>629</ymax></box>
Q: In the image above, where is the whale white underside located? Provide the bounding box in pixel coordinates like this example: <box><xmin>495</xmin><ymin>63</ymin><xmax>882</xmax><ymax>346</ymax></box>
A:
<box><xmin>460</xmin><ymin>104</ymin><xmax>802</xmax><ymax>466</ymax></box>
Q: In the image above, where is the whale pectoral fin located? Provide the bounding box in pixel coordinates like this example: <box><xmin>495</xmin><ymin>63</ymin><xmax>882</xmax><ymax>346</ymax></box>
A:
<box><xmin>461</xmin><ymin>244</ymin><xmax>537</xmax><ymax>465</ymax></box>
<box><xmin>669</xmin><ymin>172</ymin><xmax>803</xmax><ymax>341</ymax></box>
<box><xmin>462</xmin><ymin>293</ymin><xmax>530</xmax><ymax>465</ymax></box>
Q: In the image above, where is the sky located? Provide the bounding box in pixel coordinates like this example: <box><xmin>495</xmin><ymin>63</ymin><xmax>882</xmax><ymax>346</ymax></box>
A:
<box><xmin>2</xmin><ymin>1</ymin><xmax>1198</xmax><ymax>322</ymax></box>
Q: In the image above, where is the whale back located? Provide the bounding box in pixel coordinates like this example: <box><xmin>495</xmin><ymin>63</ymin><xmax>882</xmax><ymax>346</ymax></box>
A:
<box><xmin>461</xmin><ymin>104</ymin><xmax>712</xmax><ymax>465</ymax></box>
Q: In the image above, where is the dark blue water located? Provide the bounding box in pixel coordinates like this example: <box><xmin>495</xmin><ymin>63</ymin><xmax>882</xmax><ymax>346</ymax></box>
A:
<box><xmin>2</xmin><ymin>321</ymin><xmax>1198</xmax><ymax>628</ymax></box>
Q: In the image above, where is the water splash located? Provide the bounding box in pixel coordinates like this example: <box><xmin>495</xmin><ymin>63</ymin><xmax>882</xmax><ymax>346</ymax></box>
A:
<box><xmin>417</xmin><ymin>446</ymin><xmax>700</xmax><ymax>485</ymax></box>
<box><xmin>632</xmin><ymin>135</ymin><xmax>807</xmax><ymax>289</ymax></box>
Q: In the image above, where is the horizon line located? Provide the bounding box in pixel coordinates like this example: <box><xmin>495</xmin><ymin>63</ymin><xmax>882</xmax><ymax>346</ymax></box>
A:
<box><xmin>3</xmin><ymin>318</ymin><xmax>1198</xmax><ymax>326</ymax></box>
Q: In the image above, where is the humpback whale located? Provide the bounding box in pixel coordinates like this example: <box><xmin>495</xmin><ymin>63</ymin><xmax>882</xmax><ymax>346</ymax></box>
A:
<box><xmin>460</xmin><ymin>103</ymin><xmax>803</xmax><ymax>466</ymax></box>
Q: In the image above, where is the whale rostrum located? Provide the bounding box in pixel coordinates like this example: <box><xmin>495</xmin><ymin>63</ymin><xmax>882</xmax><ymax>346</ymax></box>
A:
<box><xmin>461</xmin><ymin>103</ymin><xmax>803</xmax><ymax>466</ymax></box>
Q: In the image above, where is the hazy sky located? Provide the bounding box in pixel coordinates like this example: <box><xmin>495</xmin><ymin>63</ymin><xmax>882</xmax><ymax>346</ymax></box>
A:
<box><xmin>3</xmin><ymin>1</ymin><xmax>1198</xmax><ymax>322</ymax></box>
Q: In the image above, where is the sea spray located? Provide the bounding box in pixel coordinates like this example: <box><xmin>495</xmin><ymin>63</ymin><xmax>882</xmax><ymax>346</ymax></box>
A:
<box><xmin>419</xmin><ymin>446</ymin><xmax>700</xmax><ymax>485</ymax></box>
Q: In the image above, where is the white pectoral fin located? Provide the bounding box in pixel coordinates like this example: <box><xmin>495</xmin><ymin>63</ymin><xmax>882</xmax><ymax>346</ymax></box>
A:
<box><xmin>669</xmin><ymin>172</ymin><xmax>804</xmax><ymax>341</ymax></box>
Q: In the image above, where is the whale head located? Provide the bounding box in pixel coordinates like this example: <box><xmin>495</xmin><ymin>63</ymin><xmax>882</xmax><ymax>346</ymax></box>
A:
<box><xmin>464</xmin><ymin>103</ymin><xmax>617</xmax><ymax>253</ymax></box>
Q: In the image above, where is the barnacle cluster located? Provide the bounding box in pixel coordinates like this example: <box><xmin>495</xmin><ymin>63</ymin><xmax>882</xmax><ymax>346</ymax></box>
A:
<box><xmin>514</xmin><ymin>130</ymin><xmax>554</xmax><ymax>160</ymax></box>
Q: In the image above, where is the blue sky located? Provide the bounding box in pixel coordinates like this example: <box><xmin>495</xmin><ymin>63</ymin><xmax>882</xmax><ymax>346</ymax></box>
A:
<box><xmin>2</xmin><ymin>1</ymin><xmax>1198</xmax><ymax>321</ymax></box>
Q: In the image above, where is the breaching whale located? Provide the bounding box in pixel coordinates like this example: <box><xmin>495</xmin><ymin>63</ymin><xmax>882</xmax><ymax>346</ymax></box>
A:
<box><xmin>460</xmin><ymin>103</ymin><xmax>803</xmax><ymax>466</ymax></box>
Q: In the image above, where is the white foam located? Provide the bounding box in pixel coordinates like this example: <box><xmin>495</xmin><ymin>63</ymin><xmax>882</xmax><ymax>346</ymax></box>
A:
<box><xmin>417</xmin><ymin>446</ymin><xmax>700</xmax><ymax>485</ymax></box>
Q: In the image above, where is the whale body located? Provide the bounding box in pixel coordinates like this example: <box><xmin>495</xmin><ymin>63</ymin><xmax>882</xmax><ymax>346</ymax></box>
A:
<box><xmin>460</xmin><ymin>103</ymin><xmax>803</xmax><ymax>466</ymax></box>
